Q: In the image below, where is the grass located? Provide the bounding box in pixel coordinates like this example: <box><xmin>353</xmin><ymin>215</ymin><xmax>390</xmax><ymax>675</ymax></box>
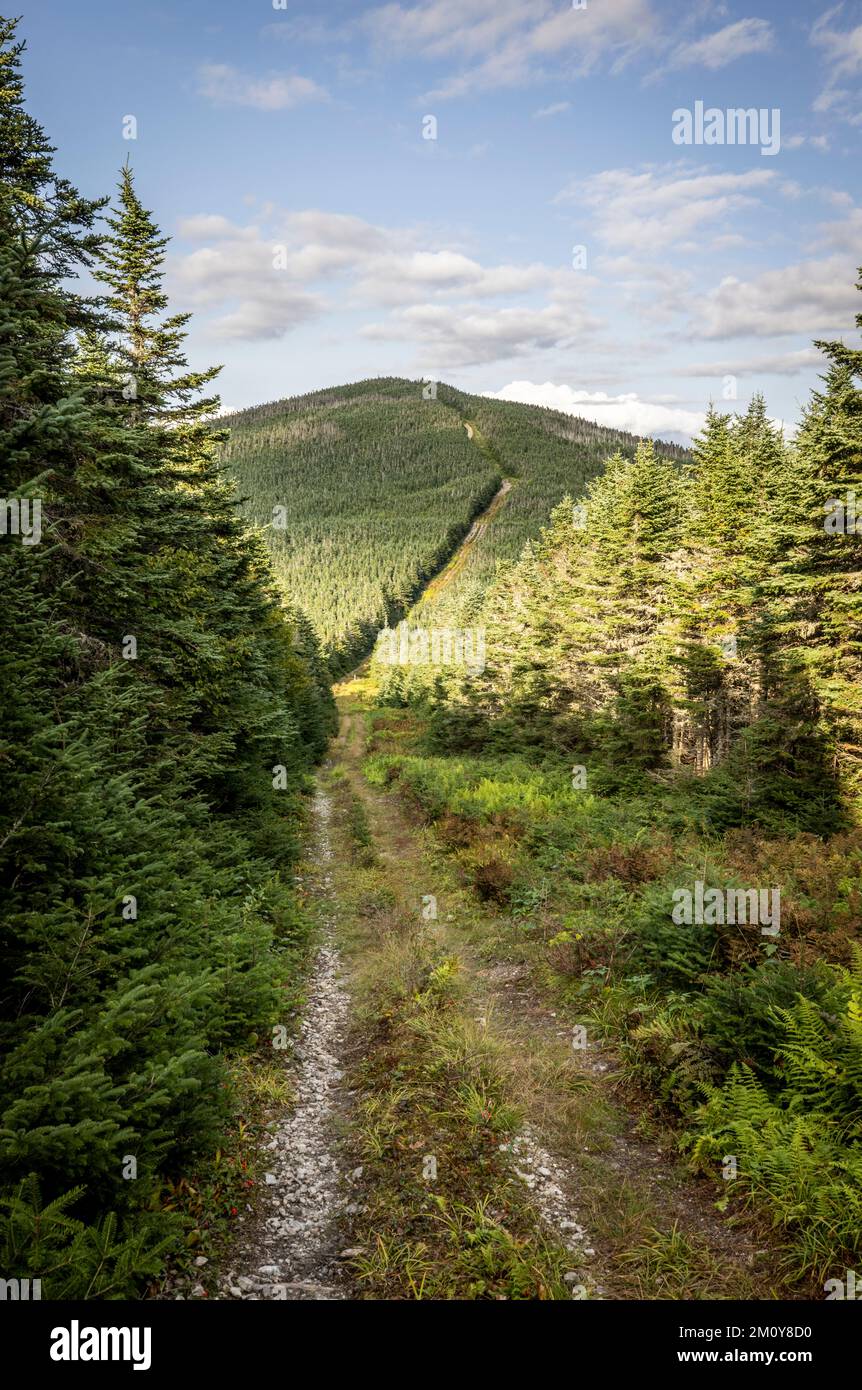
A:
<box><xmin>347</xmin><ymin>691</ymin><xmax>851</xmax><ymax>1296</ymax></box>
<box><xmin>323</xmin><ymin>680</ymin><xmax>786</xmax><ymax>1299</ymax></box>
<box><xmin>324</xmin><ymin>762</ymin><xmax>581</xmax><ymax>1300</ymax></box>
<box><xmin>618</xmin><ymin>1223</ymin><xmax>727</xmax><ymax>1300</ymax></box>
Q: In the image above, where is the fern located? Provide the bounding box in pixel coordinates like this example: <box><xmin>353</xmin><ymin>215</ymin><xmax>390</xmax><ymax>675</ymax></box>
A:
<box><xmin>686</xmin><ymin>962</ymin><xmax>862</xmax><ymax>1278</ymax></box>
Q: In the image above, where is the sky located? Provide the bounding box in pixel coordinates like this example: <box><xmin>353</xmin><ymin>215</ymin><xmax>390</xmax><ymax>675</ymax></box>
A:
<box><xmin>19</xmin><ymin>0</ymin><xmax>862</xmax><ymax>442</ymax></box>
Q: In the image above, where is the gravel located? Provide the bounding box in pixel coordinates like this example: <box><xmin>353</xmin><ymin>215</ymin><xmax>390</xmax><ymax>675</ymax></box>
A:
<box><xmin>217</xmin><ymin>788</ymin><xmax>353</xmax><ymax>1301</ymax></box>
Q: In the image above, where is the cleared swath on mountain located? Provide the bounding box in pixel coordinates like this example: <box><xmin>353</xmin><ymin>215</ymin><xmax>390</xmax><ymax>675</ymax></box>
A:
<box><xmin>220</xmin><ymin>378</ymin><xmax>689</xmax><ymax>674</ymax></box>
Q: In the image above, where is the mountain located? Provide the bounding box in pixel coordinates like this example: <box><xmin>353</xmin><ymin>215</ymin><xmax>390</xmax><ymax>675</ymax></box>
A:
<box><xmin>220</xmin><ymin>378</ymin><xmax>689</xmax><ymax>676</ymax></box>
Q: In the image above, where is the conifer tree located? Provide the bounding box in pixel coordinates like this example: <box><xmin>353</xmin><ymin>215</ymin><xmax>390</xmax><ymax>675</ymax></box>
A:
<box><xmin>432</xmin><ymin>443</ymin><xmax>687</xmax><ymax>772</ymax></box>
<box><xmin>86</xmin><ymin>162</ymin><xmax>334</xmax><ymax>803</ymax></box>
<box><xmin>95</xmin><ymin>161</ymin><xmax>220</xmax><ymax>428</ymax></box>
<box><xmin>782</xmin><ymin>271</ymin><xmax>862</xmax><ymax>797</ymax></box>
<box><xmin>0</xmin><ymin>19</ymin><xmax>333</xmax><ymax>1294</ymax></box>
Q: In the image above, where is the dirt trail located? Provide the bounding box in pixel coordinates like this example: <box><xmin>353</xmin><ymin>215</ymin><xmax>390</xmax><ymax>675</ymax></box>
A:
<box><xmin>421</xmin><ymin>477</ymin><xmax>511</xmax><ymax>602</ymax></box>
<box><xmin>209</xmin><ymin>429</ymin><xmax>520</xmax><ymax>1302</ymax></box>
<box><xmin>212</xmin><ymin>685</ymin><xmax>763</xmax><ymax>1300</ymax></box>
<box><xmin>215</xmin><ymin>788</ymin><xmax>353</xmax><ymax>1301</ymax></box>
<box><xmin>212</xmin><ymin>425</ymin><xmax>768</xmax><ymax>1299</ymax></box>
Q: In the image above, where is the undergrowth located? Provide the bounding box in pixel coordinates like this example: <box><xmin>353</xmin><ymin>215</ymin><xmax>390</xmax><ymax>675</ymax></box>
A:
<box><xmin>365</xmin><ymin>732</ymin><xmax>862</xmax><ymax>1287</ymax></box>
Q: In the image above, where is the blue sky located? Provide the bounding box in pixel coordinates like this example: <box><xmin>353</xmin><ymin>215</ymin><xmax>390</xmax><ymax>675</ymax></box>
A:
<box><xmin>19</xmin><ymin>0</ymin><xmax>862</xmax><ymax>440</ymax></box>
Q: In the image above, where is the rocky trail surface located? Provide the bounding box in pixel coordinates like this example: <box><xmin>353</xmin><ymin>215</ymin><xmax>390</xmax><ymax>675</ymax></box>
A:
<box><xmin>217</xmin><ymin>790</ymin><xmax>354</xmax><ymax>1301</ymax></box>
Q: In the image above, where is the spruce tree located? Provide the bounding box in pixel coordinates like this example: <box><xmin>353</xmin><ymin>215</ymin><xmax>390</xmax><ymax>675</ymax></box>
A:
<box><xmin>0</xmin><ymin>19</ymin><xmax>334</xmax><ymax>1294</ymax></box>
<box><xmin>434</xmin><ymin>443</ymin><xmax>687</xmax><ymax>773</ymax></box>
<box><xmin>87</xmin><ymin>162</ymin><xmax>334</xmax><ymax>804</ymax></box>
<box><xmin>782</xmin><ymin>271</ymin><xmax>862</xmax><ymax>799</ymax></box>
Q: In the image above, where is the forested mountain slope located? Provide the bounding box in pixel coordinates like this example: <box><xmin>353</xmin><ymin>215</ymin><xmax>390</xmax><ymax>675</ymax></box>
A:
<box><xmin>220</xmin><ymin>380</ymin><xmax>689</xmax><ymax>674</ymax></box>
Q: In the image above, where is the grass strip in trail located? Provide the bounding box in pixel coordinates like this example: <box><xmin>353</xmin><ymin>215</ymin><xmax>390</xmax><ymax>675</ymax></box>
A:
<box><xmin>323</xmin><ymin>759</ymin><xmax>579</xmax><ymax>1299</ymax></box>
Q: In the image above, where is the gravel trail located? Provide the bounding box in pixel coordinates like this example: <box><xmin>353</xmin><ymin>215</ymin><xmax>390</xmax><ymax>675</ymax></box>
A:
<box><xmin>216</xmin><ymin>787</ymin><xmax>353</xmax><ymax>1301</ymax></box>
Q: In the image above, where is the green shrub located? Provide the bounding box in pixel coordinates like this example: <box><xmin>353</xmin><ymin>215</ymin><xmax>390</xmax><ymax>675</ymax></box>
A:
<box><xmin>699</xmin><ymin>960</ymin><xmax>844</xmax><ymax>1082</ymax></box>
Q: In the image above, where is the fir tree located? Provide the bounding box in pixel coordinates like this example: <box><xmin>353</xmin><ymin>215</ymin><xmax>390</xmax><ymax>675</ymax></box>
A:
<box><xmin>94</xmin><ymin>162</ymin><xmax>220</xmax><ymax>428</ymax></box>
<box><xmin>789</xmin><ymin>277</ymin><xmax>862</xmax><ymax>796</ymax></box>
<box><xmin>0</xmin><ymin>20</ymin><xmax>333</xmax><ymax>1294</ymax></box>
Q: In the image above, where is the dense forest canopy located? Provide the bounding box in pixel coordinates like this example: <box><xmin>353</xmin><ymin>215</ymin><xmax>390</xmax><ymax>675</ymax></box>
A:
<box><xmin>383</xmin><ymin>326</ymin><xmax>862</xmax><ymax>828</ymax></box>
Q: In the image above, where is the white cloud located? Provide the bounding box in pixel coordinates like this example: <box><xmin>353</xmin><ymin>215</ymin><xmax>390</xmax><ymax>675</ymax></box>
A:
<box><xmin>197</xmin><ymin>63</ymin><xmax>327</xmax><ymax>110</ymax></box>
<box><xmin>816</xmin><ymin>205</ymin><xmax>862</xmax><ymax>252</ymax></box>
<box><xmin>177</xmin><ymin>214</ymin><xmax>257</xmax><ymax>241</ymax></box>
<box><xmin>784</xmin><ymin>133</ymin><xmax>830</xmax><ymax>151</ymax></box>
<box><xmin>363</xmin><ymin>0</ymin><xmax>658</xmax><ymax>100</ymax></box>
<box><xmin>353</xmin><ymin>251</ymin><xmax>551</xmax><ymax>306</ymax></box>
<box><xmin>360</xmin><ymin>2</ymin><xmax>780</xmax><ymax>99</ymax></box>
<box><xmin>810</xmin><ymin>7</ymin><xmax>862</xmax><ymax>125</ymax></box>
<box><xmin>667</xmin><ymin>17</ymin><xmax>774</xmax><ymax>71</ymax></box>
<box><xmin>285</xmin><ymin>210</ymin><xmax>390</xmax><ymax>253</ymax></box>
<box><xmin>363</xmin><ymin>0</ymin><xmax>532</xmax><ymax>61</ymax></box>
<box><xmin>488</xmin><ymin>380</ymin><xmax>709</xmax><ymax>442</ymax></box>
<box><xmin>811</xmin><ymin>6</ymin><xmax>862</xmax><ymax>82</ymax></box>
<box><xmin>363</xmin><ymin>299</ymin><xmax>600</xmax><ymax>368</ymax></box>
<box><xmin>172</xmin><ymin>218</ymin><xmax>340</xmax><ymax>339</ymax></box>
<box><xmin>556</xmin><ymin>164</ymin><xmax>777</xmax><ymax>255</ymax></box>
<box><xmin>172</xmin><ymin>206</ymin><xmax>597</xmax><ymax>358</ymax></box>
<box><xmin>675</xmin><ymin>348</ymin><xmax>824</xmax><ymax>378</ymax></box>
<box><xmin>534</xmin><ymin>101</ymin><xmax>571</xmax><ymax>118</ymax></box>
<box><xmin>694</xmin><ymin>255</ymin><xmax>858</xmax><ymax>340</ymax></box>
<box><xmin>211</xmin><ymin>293</ymin><xmax>323</xmax><ymax>341</ymax></box>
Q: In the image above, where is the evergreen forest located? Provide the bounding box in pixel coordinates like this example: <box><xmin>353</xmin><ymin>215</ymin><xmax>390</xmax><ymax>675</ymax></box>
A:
<box><xmin>2</xmin><ymin>11</ymin><xmax>861</xmax><ymax>1312</ymax></box>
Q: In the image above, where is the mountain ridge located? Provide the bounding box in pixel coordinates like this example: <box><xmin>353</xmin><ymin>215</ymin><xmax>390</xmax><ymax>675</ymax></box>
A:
<box><xmin>220</xmin><ymin>376</ymin><xmax>690</xmax><ymax>675</ymax></box>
